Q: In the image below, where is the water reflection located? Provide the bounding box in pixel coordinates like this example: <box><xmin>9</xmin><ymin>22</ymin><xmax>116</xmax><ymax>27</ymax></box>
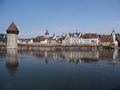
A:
<box><xmin>6</xmin><ymin>49</ymin><xmax>18</xmax><ymax>75</ymax></box>
<box><xmin>4</xmin><ymin>49</ymin><xmax>119</xmax><ymax>76</ymax></box>
<box><xmin>1</xmin><ymin>49</ymin><xmax>120</xmax><ymax>90</ymax></box>
<box><xmin>44</xmin><ymin>51</ymin><xmax>49</xmax><ymax>64</ymax></box>
<box><xmin>19</xmin><ymin>49</ymin><xmax>119</xmax><ymax>65</ymax></box>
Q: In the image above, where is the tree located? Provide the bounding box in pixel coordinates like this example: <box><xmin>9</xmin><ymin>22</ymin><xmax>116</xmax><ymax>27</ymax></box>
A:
<box><xmin>0</xmin><ymin>33</ymin><xmax>7</xmax><ymax>42</ymax></box>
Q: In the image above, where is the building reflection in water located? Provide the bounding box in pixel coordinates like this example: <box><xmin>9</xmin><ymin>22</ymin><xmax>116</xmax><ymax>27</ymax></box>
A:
<box><xmin>31</xmin><ymin>49</ymin><xmax>119</xmax><ymax>65</ymax></box>
<box><xmin>4</xmin><ymin>49</ymin><xmax>119</xmax><ymax>75</ymax></box>
<box><xmin>17</xmin><ymin>49</ymin><xmax>119</xmax><ymax>65</ymax></box>
<box><xmin>6</xmin><ymin>49</ymin><xmax>19</xmax><ymax>75</ymax></box>
<box><xmin>113</xmin><ymin>49</ymin><xmax>118</xmax><ymax>64</ymax></box>
<box><xmin>62</xmin><ymin>50</ymin><xmax>99</xmax><ymax>63</ymax></box>
<box><xmin>44</xmin><ymin>51</ymin><xmax>49</xmax><ymax>64</ymax></box>
<box><xmin>99</xmin><ymin>49</ymin><xmax>118</xmax><ymax>65</ymax></box>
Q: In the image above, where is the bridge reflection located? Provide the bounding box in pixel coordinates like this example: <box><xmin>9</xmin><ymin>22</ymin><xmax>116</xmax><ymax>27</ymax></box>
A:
<box><xmin>4</xmin><ymin>49</ymin><xmax>120</xmax><ymax>75</ymax></box>
<box><xmin>19</xmin><ymin>49</ymin><xmax>119</xmax><ymax>65</ymax></box>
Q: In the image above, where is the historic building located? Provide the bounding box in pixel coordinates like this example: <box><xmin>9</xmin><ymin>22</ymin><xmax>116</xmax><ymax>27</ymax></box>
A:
<box><xmin>16</xmin><ymin>29</ymin><xmax>119</xmax><ymax>49</ymax></box>
<box><xmin>99</xmin><ymin>35</ymin><xmax>114</xmax><ymax>45</ymax></box>
<box><xmin>111</xmin><ymin>30</ymin><xmax>118</xmax><ymax>47</ymax></box>
<box><xmin>6</xmin><ymin>22</ymin><xmax>19</xmax><ymax>49</ymax></box>
<box><xmin>64</xmin><ymin>32</ymin><xmax>82</xmax><ymax>44</ymax></box>
<box><xmin>99</xmin><ymin>30</ymin><xmax>118</xmax><ymax>48</ymax></box>
<box><xmin>82</xmin><ymin>33</ymin><xmax>99</xmax><ymax>44</ymax></box>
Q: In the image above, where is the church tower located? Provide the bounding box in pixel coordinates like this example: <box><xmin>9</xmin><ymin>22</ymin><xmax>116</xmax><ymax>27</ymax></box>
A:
<box><xmin>45</xmin><ymin>30</ymin><xmax>49</xmax><ymax>39</ymax></box>
<box><xmin>111</xmin><ymin>29</ymin><xmax>116</xmax><ymax>42</ymax></box>
<box><xmin>6</xmin><ymin>22</ymin><xmax>19</xmax><ymax>49</ymax></box>
<box><xmin>111</xmin><ymin>29</ymin><xmax>118</xmax><ymax>48</ymax></box>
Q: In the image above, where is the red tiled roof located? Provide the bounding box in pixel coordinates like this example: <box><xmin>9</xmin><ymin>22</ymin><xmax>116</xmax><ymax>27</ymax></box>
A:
<box><xmin>6</xmin><ymin>22</ymin><xmax>19</xmax><ymax>34</ymax></box>
<box><xmin>82</xmin><ymin>33</ymin><xmax>98</xmax><ymax>38</ymax></box>
<box><xmin>34</xmin><ymin>36</ymin><xmax>45</xmax><ymax>42</ymax></box>
<box><xmin>99</xmin><ymin>35</ymin><xmax>113</xmax><ymax>42</ymax></box>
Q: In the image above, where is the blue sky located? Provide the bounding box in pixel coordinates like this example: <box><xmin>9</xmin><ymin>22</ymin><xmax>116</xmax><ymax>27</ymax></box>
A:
<box><xmin>0</xmin><ymin>0</ymin><xmax>120</xmax><ymax>38</ymax></box>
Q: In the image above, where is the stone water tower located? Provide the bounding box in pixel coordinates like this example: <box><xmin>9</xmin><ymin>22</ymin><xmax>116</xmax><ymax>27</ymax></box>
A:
<box><xmin>6</xmin><ymin>22</ymin><xmax>19</xmax><ymax>49</ymax></box>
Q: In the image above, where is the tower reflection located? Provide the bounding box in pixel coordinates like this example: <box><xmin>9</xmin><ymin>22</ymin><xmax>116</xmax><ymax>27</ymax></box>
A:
<box><xmin>44</xmin><ymin>51</ymin><xmax>49</xmax><ymax>64</ymax></box>
<box><xmin>6</xmin><ymin>49</ymin><xmax>19</xmax><ymax>75</ymax></box>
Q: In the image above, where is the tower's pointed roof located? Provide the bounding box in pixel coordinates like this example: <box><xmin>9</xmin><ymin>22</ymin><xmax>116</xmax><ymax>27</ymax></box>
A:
<box><xmin>6</xmin><ymin>22</ymin><xmax>19</xmax><ymax>34</ymax></box>
<box><xmin>6</xmin><ymin>62</ymin><xmax>19</xmax><ymax>76</ymax></box>
<box><xmin>112</xmin><ymin>29</ymin><xmax>115</xmax><ymax>33</ymax></box>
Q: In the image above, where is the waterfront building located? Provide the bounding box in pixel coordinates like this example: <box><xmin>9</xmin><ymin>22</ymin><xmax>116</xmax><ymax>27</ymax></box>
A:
<box><xmin>28</xmin><ymin>38</ymin><xmax>33</xmax><ymax>44</ymax></box>
<box><xmin>53</xmin><ymin>34</ymin><xmax>59</xmax><ymax>41</ymax></box>
<box><xmin>6</xmin><ymin>22</ymin><xmax>19</xmax><ymax>49</ymax></box>
<box><xmin>111</xmin><ymin>30</ymin><xmax>118</xmax><ymax>48</ymax></box>
<box><xmin>63</xmin><ymin>34</ymin><xmax>70</xmax><ymax>44</ymax></box>
<box><xmin>58</xmin><ymin>34</ymin><xmax>66</xmax><ymax>43</ymax></box>
<box><xmin>18</xmin><ymin>38</ymin><xmax>33</xmax><ymax>44</ymax></box>
<box><xmin>64</xmin><ymin>32</ymin><xmax>82</xmax><ymax>44</ymax></box>
<box><xmin>42</xmin><ymin>30</ymin><xmax>49</xmax><ymax>44</ymax></box>
<box><xmin>15</xmin><ymin>29</ymin><xmax>119</xmax><ymax>49</ymax></box>
<box><xmin>82</xmin><ymin>33</ymin><xmax>99</xmax><ymax>44</ymax></box>
<box><xmin>70</xmin><ymin>32</ymin><xmax>82</xmax><ymax>44</ymax></box>
<box><xmin>48</xmin><ymin>36</ymin><xmax>56</xmax><ymax>44</ymax></box>
<box><xmin>45</xmin><ymin>30</ymin><xmax>49</xmax><ymax>39</ymax></box>
<box><xmin>99</xmin><ymin>35</ymin><xmax>114</xmax><ymax>47</ymax></box>
<box><xmin>34</xmin><ymin>36</ymin><xmax>45</xmax><ymax>42</ymax></box>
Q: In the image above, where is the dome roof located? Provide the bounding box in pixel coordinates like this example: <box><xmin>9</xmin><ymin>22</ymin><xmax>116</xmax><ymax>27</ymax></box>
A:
<box><xmin>6</xmin><ymin>22</ymin><xmax>19</xmax><ymax>34</ymax></box>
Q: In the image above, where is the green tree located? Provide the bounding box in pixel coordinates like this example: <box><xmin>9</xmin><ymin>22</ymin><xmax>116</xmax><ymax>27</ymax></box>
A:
<box><xmin>0</xmin><ymin>33</ymin><xmax>7</xmax><ymax>42</ymax></box>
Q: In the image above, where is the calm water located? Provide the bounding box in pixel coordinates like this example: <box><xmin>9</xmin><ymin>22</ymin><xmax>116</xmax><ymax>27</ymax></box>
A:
<box><xmin>0</xmin><ymin>49</ymin><xmax>120</xmax><ymax>90</ymax></box>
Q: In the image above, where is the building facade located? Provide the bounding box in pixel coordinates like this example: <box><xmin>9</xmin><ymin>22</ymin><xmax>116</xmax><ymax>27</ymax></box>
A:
<box><xmin>82</xmin><ymin>33</ymin><xmax>99</xmax><ymax>44</ymax></box>
<box><xmin>6</xmin><ymin>22</ymin><xmax>19</xmax><ymax>49</ymax></box>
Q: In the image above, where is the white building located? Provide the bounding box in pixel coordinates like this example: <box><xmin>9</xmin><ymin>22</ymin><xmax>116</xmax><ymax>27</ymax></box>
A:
<box><xmin>64</xmin><ymin>32</ymin><xmax>82</xmax><ymax>44</ymax></box>
<box><xmin>82</xmin><ymin>33</ymin><xmax>99</xmax><ymax>44</ymax></box>
<box><xmin>111</xmin><ymin>30</ymin><xmax>118</xmax><ymax>48</ymax></box>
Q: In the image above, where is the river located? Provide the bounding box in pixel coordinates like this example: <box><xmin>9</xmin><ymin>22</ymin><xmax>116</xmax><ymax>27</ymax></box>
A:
<box><xmin>0</xmin><ymin>49</ymin><xmax>120</xmax><ymax>90</ymax></box>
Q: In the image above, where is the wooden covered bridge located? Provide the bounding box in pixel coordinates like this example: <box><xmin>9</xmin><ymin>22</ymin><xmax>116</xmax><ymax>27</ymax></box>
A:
<box><xmin>0</xmin><ymin>42</ymin><xmax>115</xmax><ymax>50</ymax></box>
